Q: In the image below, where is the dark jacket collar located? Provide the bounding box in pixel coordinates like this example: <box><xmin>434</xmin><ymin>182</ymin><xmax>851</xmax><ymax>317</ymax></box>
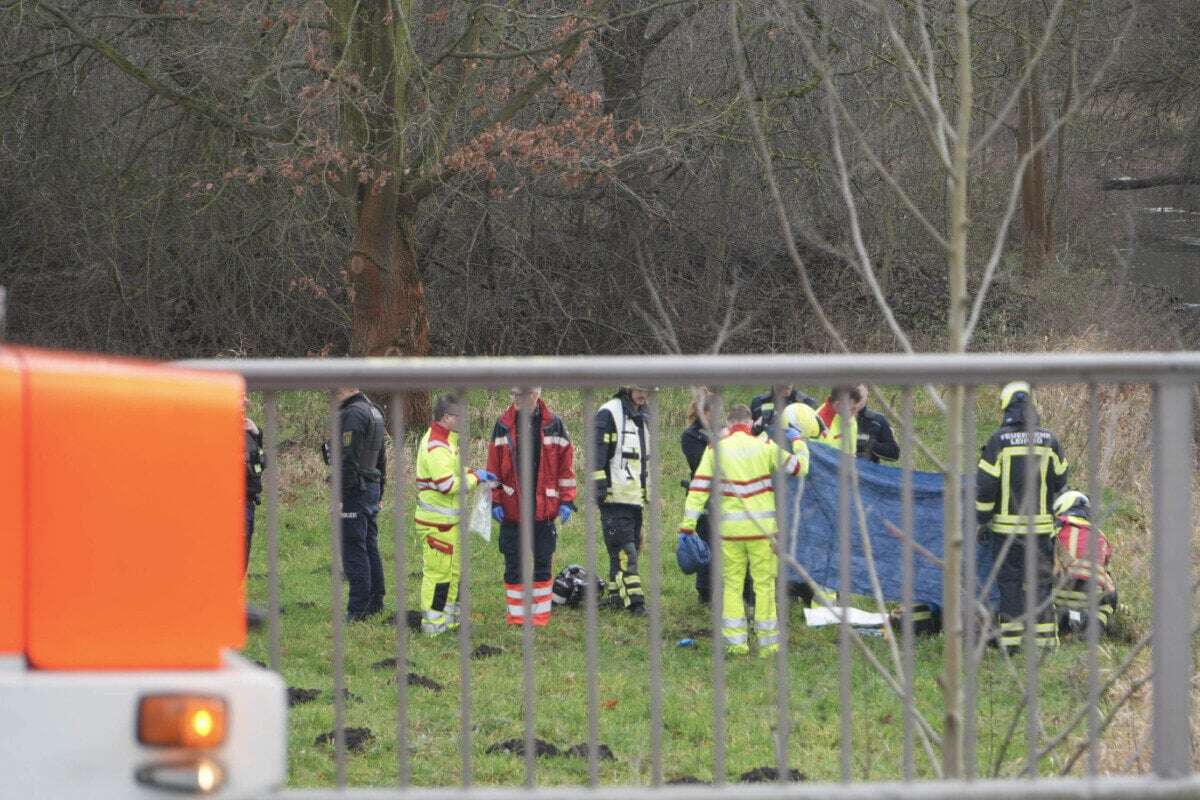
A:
<box><xmin>339</xmin><ymin>391</ymin><xmax>368</xmax><ymax>410</ymax></box>
<box><xmin>1002</xmin><ymin>399</ymin><xmax>1038</xmax><ymax>429</ymax></box>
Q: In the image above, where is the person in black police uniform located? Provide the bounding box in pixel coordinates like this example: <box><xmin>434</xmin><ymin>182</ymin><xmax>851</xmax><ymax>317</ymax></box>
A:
<box><xmin>326</xmin><ymin>387</ymin><xmax>388</xmax><ymax>621</ymax></box>
<box><xmin>244</xmin><ymin>406</ymin><xmax>265</xmax><ymax>574</ymax></box>
<box><xmin>976</xmin><ymin>381</ymin><xmax>1069</xmax><ymax>652</ymax></box>
<box><xmin>680</xmin><ymin>389</ymin><xmax>756</xmax><ymax>607</ymax></box>
<box><xmin>853</xmin><ymin>384</ymin><xmax>900</xmax><ymax>463</ymax></box>
<box><xmin>750</xmin><ymin>384</ymin><xmax>817</xmax><ymax>437</ymax></box>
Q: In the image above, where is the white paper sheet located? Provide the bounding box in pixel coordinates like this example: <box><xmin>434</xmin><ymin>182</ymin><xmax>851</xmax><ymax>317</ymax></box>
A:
<box><xmin>803</xmin><ymin>606</ymin><xmax>889</xmax><ymax>628</ymax></box>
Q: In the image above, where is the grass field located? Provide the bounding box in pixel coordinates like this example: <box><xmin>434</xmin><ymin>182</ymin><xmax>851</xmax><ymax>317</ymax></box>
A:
<box><xmin>241</xmin><ymin>386</ymin><xmax>1147</xmax><ymax>787</ymax></box>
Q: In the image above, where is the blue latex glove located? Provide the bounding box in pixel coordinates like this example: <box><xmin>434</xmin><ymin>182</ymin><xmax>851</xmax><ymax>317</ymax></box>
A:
<box><xmin>491</xmin><ymin>506</ymin><xmax>505</xmax><ymax>523</ymax></box>
<box><xmin>473</xmin><ymin>469</ymin><xmax>496</xmax><ymax>483</ymax></box>
<box><xmin>558</xmin><ymin>505</ymin><xmax>573</xmax><ymax>525</ymax></box>
<box><xmin>785</xmin><ymin>427</ymin><xmax>803</xmax><ymax>442</ymax></box>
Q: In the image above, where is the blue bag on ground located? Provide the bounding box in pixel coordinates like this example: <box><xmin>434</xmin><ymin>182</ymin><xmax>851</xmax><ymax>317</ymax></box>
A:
<box><xmin>784</xmin><ymin>442</ymin><xmax>996</xmax><ymax>609</ymax></box>
<box><xmin>676</xmin><ymin>533</ymin><xmax>711</xmax><ymax>575</ymax></box>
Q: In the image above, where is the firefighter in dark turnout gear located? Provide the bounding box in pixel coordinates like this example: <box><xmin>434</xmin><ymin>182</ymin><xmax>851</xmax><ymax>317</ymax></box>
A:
<box><xmin>976</xmin><ymin>381</ymin><xmax>1069</xmax><ymax>652</ymax></box>
<box><xmin>1051</xmin><ymin>491</ymin><xmax>1119</xmax><ymax>636</ymax></box>
<box><xmin>330</xmin><ymin>387</ymin><xmax>388</xmax><ymax>621</ymax></box>
<box><xmin>750</xmin><ymin>385</ymin><xmax>817</xmax><ymax>438</ymax></box>
<box><xmin>593</xmin><ymin>386</ymin><xmax>650</xmax><ymax>614</ymax></box>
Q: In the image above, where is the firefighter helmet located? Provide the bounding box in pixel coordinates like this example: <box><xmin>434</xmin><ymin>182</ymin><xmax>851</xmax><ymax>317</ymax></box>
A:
<box><xmin>1053</xmin><ymin>490</ymin><xmax>1090</xmax><ymax>517</ymax></box>
<box><xmin>551</xmin><ymin>565</ymin><xmax>600</xmax><ymax>607</ymax></box>
<box><xmin>782</xmin><ymin>402</ymin><xmax>822</xmax><ymax>440</ymax></box>
<box><xmin>999</xmin><ymin>381</ymin><xmax>1032</xmax><ymax>411</ymax></box>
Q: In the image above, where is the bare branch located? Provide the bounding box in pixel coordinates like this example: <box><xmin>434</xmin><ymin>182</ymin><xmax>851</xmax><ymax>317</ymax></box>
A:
<box><xmin>961</xmin><ymin>3</ymin><xmax>1139</xmax><ymax>349</ymax></box>
<box><xmin>969</xmin><ymin>0</ymin><xmax>1066</xmax><ymax>158</ymax></box>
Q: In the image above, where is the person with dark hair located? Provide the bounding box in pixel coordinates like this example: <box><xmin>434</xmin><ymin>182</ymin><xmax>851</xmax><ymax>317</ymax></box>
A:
<box><xmin>327</xmin><ymin>386</ymin><xmax>388</xmax><ymax>622</ymax></box>
<box><xmin>853</xmin><ymin>384</ymin><xmax>901</xmax><ymax>463</ymax></box>
<box><xmin>414</xmin><ymin>393</ymin><xmax>494</xmax><ymax>634</ymax></box>
<box><xmin>593</xmin><ymin>386</ymin><xmax>650</xmax><ymax>615</ymax></box>
<box><xmin>487</xmin><ymin>386</ymin><xmax>576</xmax><ymax>626</ymax></box>
<box><xmin>750</xmin><ymin>384</ymin><xmax>817</xmax><ymax>438</ymax></box>
<box><xmin>243</xmin><ymin>401</ymin><xmax>265</xmax><ymax>574</ymax></box>
<box><xmin>977</xmin><ymin>381</ymin><xmax>1069</xmax><ymax>652</ymax></box>
<box><xmin>678</xmin><ymin>403</ymin><xmax>804</xmax><ymax>656</ymax></box>
<box><xmin>816</xmin><ymin>386</ymin><xmax>865</xmax><ymax>449</ymax></box>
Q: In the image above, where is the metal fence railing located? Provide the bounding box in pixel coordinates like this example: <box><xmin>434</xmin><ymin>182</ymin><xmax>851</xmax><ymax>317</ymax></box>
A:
<box><xmin>182</xmin><ymin>352</ymin><xmax>1199</xmax><ymax>799</ymax></box>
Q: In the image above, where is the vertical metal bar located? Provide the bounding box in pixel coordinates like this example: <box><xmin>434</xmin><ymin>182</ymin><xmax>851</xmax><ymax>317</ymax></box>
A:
<box><xmin>390</xmin><ymin>395</ymin><xmax>410</xmax><ymax>787</ymax></box>
<box><xmin>328</xmin><ymin>393</ymin><xmax>348</xmax><ymax>787</ymax></box>
<box><xmin>264</xmin><ymin>391</ymin><xmax>281</xmax><ymax>673</ymax></box>
<box><xmin>1085</xmin><ymin>383</ymin><xmax>1101</xmax><ymax>779</ymax></box>
<box><xmin>962</xmin><ymin>387</ymin><xmax>978</xmax><ymax>779</ymax></box>
<box><xmin>837</xmin><ymin>393</ymin><xmax>853</xmax><ymax>783</ymax></box>
<box><xmin>517</xmin><ymin>398</ymin><xmax>536</xmax><ymax>788</ymax></box>
<box><xmin>771</xmin><ymin>389</ymin><xmax>790</xmax><ymax>784</ymax></box>
<box><xmin>582</xmin><ymin>390</ymin><xmax>601</xmax><ymax>786</ymax></box>
<box><xmin>710</xmin><ymin>389</ymin><xmax>726</xmax><ymax>787</ymax></box>
<box><xmin>1152</xmin><ymin>381</ymin><xmax>1194</xmax><ymax>778</ymax></box>
<box><xmin>647</xmin><ymin>390</ymin><xmax>664</xmax><ymax>786</ymax></box>
<box><xmin>900</xmin><ymin>388</ymin><xmax>915</xmax><ymax>781</ymax></box>
<box><xmin>456</xmin><ymin>391</ymin><xmax>474</xmax><ymax>788</ymax></box>
<box><xmin>1023</xmin><ymin>384</ymin><xmax>1039</xmax><ymax>777</ymax></box>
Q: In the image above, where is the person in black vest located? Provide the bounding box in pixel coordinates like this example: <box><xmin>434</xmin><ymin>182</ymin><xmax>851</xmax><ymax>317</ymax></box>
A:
<box><xmin>750</xmin><ymin>385</ymin><xmax>817</xmax><ymax>438</ymax></box>
<box><xmin>243</xmin><ymin>404</ymin><xmax>265</xmax><ymax>574</ymax></box>
<box><xmin>853</xmin><ymin>384</ymin><xmax>900</xmax><ymax>464</ymax></box>
<box><xmin>324</xmin><ymin>387</ymin><xmax>388</xmax><ymax>622</ymax></box>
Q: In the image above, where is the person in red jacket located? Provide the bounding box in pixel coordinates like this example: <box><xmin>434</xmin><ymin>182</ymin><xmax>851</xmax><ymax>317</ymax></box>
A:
<box><xmin>487</xmin><ymin>387</ymin><xmax>577</xmax><ymax>626</ymax></box>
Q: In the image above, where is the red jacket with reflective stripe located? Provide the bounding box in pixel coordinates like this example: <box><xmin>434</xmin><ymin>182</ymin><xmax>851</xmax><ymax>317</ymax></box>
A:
<box><xmin>487</xmin><ymin>398</ymin><xmax>576</xmax><ymax>522</ymax></box>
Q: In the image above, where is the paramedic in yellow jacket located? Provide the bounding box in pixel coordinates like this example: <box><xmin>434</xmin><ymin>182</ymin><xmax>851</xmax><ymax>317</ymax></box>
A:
<box><xmin>816</xmin><ymin>386</ymin><xmax>863</xmax><ymax>449</ymax></box>
<box><xmin>414</xmin><ymin>394</ymin><xmax>495</xmax><ymax>635</ymax></box>
<box><xmin>678</xmin><ymin>404</ymin><xmax>804</xmax><ymax>656</ymax></box>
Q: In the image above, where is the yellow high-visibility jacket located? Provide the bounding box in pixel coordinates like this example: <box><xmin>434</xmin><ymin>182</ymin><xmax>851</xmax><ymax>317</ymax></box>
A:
<box><xmin>679</xmin><ymin>425</ymin><xmax>804</xmax><ymax>540</ymax></box>
<box><xmin>415</xmin><ymin>422</ymin><xmax>478</xmax><ymax>533</ymax></box>
<box><xmin>816</xmin><ymin>399</ymin><xmax>858</xmax><ymax>450</ymax></box>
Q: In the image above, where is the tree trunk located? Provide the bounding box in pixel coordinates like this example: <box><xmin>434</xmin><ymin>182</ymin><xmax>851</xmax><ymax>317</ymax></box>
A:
<box><xmin>1018</xmin><ymin>4</ymin><xmax>1053</xmax><ymax>275</ymax></box>
<box><xmin>943</xmin><ymin>0</ymin><xmax>973</xmax><ymax>779</ymax></box>
<box><xmin>347</xmin><ymin>184</ymin><xmax>431</xmax><ymax>422</ymax></box>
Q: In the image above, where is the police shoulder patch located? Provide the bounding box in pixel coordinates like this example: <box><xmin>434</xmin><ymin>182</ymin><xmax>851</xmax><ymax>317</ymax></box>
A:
<box><xmin>343</xmin><ymin>431</ymin><xmax>354</xmax><ymax>446</ymax></box>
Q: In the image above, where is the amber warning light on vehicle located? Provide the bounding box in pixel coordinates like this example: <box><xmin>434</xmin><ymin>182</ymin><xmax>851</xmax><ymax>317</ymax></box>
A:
<box><xmin>137</xmin><ymin>695</ymin><xmax>228</xmax><ymax>748</ymax></box>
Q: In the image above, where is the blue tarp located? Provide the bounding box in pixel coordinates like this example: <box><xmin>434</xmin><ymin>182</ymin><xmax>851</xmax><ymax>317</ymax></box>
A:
<box><xmin>784</xmin><ymin>442</ymin><xmax>996</xmax><ymax>609</ymax></box>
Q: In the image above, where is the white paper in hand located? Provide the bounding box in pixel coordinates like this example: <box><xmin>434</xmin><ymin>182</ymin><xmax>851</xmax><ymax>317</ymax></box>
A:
<box><xmin>469</xmin><ymin>481</ymin><xmax>495</xmax><ymax>542</ymax></box>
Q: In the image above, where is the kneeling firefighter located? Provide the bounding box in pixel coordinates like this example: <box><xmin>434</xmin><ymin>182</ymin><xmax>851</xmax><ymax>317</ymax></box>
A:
<box><xmin>414</xmin><ymin>394</ymin><xmax>494</xmax><ymax>635</ymax></box>
<box><xmin>976</xmin><ymin>381</ymin><xmax>1069</xmax><ymax>653</ymax></box>
<box><xmin>1052</xmin><ymin>490</ymin><xmax>1119</xmax><ymax>636</ymax></box>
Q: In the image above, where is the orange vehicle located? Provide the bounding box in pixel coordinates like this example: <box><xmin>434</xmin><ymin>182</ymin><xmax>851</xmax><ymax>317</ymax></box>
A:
<box><xmin>1</xmin><ymin>347</ymin><xmax>285</xmax><ymax>798</ymax></box>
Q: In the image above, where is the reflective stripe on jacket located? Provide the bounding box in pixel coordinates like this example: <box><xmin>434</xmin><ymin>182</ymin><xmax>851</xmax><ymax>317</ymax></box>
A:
<box><xmin>976</xmin><ymin>401</ymin><xmax>1068</xmax><ymax>535</ymax></box>
<box><xmin>594</xmin><ymin>395</ymin><xmax>648</xmax><ymax>507</ymax></box>
<box><xmin>415</xmin><ymin>422</ymin><xmax>478</xmax><ymax>528</ymax></box>
<box><xmin>486</xmin><ymin>398</ymin><xmax>576</xmax><ymax>522</ymax></box>
<box><xmin>816</xmin><ymin>399</ymin><xmax>858</xmax><ymax>450</ymax></box>
<box><xmin>678</xmin><ymin>425</ymin><xmax>803</xmax><ymax>539</ymax></box>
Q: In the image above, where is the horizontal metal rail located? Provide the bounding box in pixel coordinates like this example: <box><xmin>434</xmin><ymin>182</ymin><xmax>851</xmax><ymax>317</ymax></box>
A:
<box><xmin>182</xmin><ymin>351</ymin><xmax>1200</xmax><ymax>389</ymax></box>
<box><xmin>271</xmin><ymin>776</ymin><xmax>1200</xmax><ymax>800</ymax></box>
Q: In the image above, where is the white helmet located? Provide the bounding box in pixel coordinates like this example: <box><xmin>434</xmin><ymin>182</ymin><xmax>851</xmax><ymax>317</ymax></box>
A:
<box><xmin>1053</xmin><ymin>490</ymin><xmax>1089</xmax><ymax>517</ymax></box>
